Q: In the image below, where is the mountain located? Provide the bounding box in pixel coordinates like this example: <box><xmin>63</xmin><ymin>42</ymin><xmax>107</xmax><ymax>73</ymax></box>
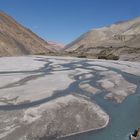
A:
<box><xmin>65</xmin><ymin>16</ymin><xmax>140</xmax><ymax>61</ymax></box>
<box><xmin>47</xmin><ymin>41</ymin><xmax>65</xmax><ymax>51</ymax></box>
<box><xmin>0</xmin><ymin>11</ymin><xmax>56</xmax><ymax>56</ymax></box>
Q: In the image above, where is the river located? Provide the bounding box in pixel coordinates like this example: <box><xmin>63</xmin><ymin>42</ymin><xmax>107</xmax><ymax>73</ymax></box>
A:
<box><xmin>59</xmin><ymin>67</ymin><xmax>140</xmax><ymax>140</ymax></box>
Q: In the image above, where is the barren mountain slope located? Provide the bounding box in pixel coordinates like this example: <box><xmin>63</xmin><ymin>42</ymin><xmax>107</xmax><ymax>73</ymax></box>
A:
<box><xmin>0</xmin><ymin>12</ymin><xmax>57</xmax><ymax>56</ymax></box>
<box><xmin>65</xmin><ymin>16</ymin><xmax>140</xmax><ymax>61</ymax></box>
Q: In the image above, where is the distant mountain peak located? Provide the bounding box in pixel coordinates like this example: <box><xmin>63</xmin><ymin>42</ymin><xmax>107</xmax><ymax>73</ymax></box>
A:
<box><xmin>47</xmin><ymin>41</ymin><xmax>65</xmax><ymax>50</ymax></box>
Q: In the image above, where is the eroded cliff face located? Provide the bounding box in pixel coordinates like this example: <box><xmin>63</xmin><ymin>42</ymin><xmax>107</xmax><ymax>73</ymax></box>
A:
<box><xmin>65</xmin><ymin>17</ymin><xmax>140</xmax><ymax>61</ymax></box>
<box><xmin>0</xmin><ymin>12</ymin><xmax>58</xmax><ymax>56</ymax></box>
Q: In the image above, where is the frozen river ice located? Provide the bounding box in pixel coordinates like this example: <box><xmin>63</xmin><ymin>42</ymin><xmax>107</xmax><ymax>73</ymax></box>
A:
<box><xmin>0</xmin><ymin>56</ymin><xmax>139</xmax><ymax>140</ymax></box>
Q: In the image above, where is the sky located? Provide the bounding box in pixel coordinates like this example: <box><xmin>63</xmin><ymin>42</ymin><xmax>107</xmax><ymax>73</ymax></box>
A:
<box><xmin>0</xmin><ymin>0</ymin><xmax>140</xmax><ymax>44</ymax></box>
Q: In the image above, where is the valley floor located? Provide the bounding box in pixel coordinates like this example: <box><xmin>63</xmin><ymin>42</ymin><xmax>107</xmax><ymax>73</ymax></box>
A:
<box><xmin>0</xmin><ymin>56</ymin><xmax>140</xmax><ymax>140</ymax></box>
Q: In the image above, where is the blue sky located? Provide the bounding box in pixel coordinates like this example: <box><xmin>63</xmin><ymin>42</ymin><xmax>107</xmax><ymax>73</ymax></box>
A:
<box><xmin>0</xmin><ymin>0</ymin><xmax>140</xmax><ymax>44</ymax></box>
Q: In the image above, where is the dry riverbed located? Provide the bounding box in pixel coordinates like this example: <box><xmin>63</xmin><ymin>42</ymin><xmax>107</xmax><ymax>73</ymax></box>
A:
<box><xmin>0</xmin><ymin>56</ymin><xmax>139</xmax><ymax>140</ymax></box>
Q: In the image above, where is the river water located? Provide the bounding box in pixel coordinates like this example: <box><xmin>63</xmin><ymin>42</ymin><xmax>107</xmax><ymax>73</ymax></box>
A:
<box><xmin>59</xmin><ymin>69</ymin><xmax>140</xmax><ymax>140</ymax></box>
<box><xmin>0</xmin><ymin>58</ymin><xmax>140</xmax><ymax>140</ymax></box>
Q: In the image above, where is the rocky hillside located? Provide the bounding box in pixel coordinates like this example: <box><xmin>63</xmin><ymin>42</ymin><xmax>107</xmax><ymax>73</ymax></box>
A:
<box><xmin>65</xmin><ymin>16</ymin><xmax>140</xmax><ymax>61</ymax></box>
<box><xmin>0</xmin><ymin>11</ymin><xmax>57</xmax><ymax>56</ymax></box>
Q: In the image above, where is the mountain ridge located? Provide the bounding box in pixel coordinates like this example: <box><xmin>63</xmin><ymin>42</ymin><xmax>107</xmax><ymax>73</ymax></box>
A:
<box><xmin>65</xmin><ymin>16</ymin><xmax>140</xmax><ymax>61</ymax></box>
<box><xmin>0</xmin><ymin>11</ymin><xmax>59</xmax><ymax>56</ymax></box>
